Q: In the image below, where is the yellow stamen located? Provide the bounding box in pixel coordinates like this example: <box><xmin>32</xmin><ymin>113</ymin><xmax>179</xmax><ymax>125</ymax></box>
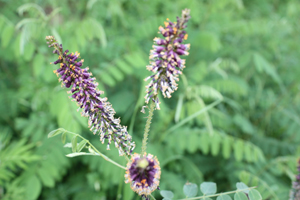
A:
<box><xmin>173</xmin><ymin>27</ymin><xmax>177</xmax><ymax>34</ymax></box>
<box><xmin>184</xmin><ymin>34</ymin><xmax>188</xmax><ymax>40</ymax></box>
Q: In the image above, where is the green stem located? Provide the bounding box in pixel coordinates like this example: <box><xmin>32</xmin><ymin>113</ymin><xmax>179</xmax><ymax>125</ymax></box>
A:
<box><xmin>177</xmin><ymin>187</ymin><xmax>256</xmax><ymax>200</ymax></box>
<box><xmin>141</xmin><ymin>100</ymin><xmax>156</xmax><ymax>155</ymax></box>
<box><xmin>66</xmin><ymin>130</ymin><xmax>127</xmax><ymax>170</ymax></box>
<box><xmin>149</xmin><ymin>194</ymin><xmax>156</xmax><ymax>200</ymax></box>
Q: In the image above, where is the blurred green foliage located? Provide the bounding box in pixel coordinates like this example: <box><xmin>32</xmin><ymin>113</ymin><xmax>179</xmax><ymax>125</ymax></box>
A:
<box><xmin>0</xmin><ymin>0</ymin><xmax>300</xmax><ymax>199</ymax></box>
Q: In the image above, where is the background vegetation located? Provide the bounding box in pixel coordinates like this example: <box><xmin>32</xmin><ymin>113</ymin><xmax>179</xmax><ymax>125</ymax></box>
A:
<box><xmin>1</xmin><ymin>0</ymin><xmax>300</xmax><ymax>199</ymax></box>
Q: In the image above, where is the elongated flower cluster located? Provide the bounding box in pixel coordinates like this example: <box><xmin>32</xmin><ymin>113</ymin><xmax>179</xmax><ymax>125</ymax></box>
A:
<box><xmin>289</xmin><ymin>159</ymin><xmax>300</xmax><ymax>200</ymax></box>
<box><xmin>125</xmin><ymin>153</ymin><xmax>161</xmax><ymax>199</ymax></box>
<box><xmin>144</xmin><ymin>9</ymin><xmax>191</xmax><ymax>109</ymax></box>
<box><xmin>46</xmin><ymin>36</ymin><xmax>135</xmax><ymax>156</ymax></box>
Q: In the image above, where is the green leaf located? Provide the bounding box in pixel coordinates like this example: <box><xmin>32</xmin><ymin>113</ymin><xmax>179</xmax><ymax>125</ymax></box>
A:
<box><xmin>222</xmin><ymin>135</ymin><xmax>232</xmax><ymax>159</ymax></box>
<box><xmin>233</xmin><ymin>114</ymin><xmax>254</xmax><ymax>135</ymax></box>
<box><xmin>197</xmin><ymin>85</ymin><xmax>223</xmax><ymax>100</ymax></box>
<box><xmin>1</xmin><ymin>25</ymin><xmax>14</xmax><ymax>48</ymax></box>
<box><xmin>253</xmin><ymin>53</ymin><xmax>282</xmax><ymax>84</ymax></box>
<box><xmin>17</xmin><ymin>3</ymin><xmax>46</xmax><ymax>18</ymax></box>
<box><xmin>183</xmin><ymin>183</ymin><xmax>198</xmax><ymax>197</ymax></box>
<box><xmin>175</xmin><ymin>94</ymin><xmax>184</xmax><ymax>122</ymax></box>
<box><xmin>200</xmin><ymin>182</ymin><xmax>217</xmax><ymax>195</ymax></box>
<box><xmin>76</xmin><ymin>140</ymin><xmax>87</xmax><ymax>152</ymax></box>
<box><xmin>115</xmin><ymin>59</ymin><xmax>133</xmax><ymax>74</ymax></box>
<box><xmin>211</xmin><ymin>133</ymin><xmax>221</xmax><ymax>156</ymax></box>
<box><xmin>50</xmin><ymin>91</ymin><xmax>85</xmax><ymax>133</ymax></box>
<box><xmin>32</xmin><ymin>54</ymin><xmax>44</xmax><ymax>77</ymax></box>
<box><xmin>99</xmin><ymin>71</ymin><xmax>116</xmax><ymax>87</ymax></box>
<box><xmin>199</xmin><ymin>133</ymin><xmax>210</xmax><ymax>154</ymax></box>
<box><xmin>206</xmin><ymin>79</ymin><xmax>248</xmax><ymax>97</ymax></box>
<box><xmin>233</xmin><ymin>139</ymin><xmax>243</xmax><ymax>161</ymax></box>
<box><xmin>236</xmin><ymin>182</ymin><xmax>249</xmax><ymax>193</ymax></box>
<box><xmin>123</xmin><ymin>52</ymin><xmax>146</xmax><ymax>68</ymax></box>
<box><xmin>248</xmin><ymin>189</ymin><xmax>262</xmax><ymax>200</ymax></box>
<box><xmin>234</xmin><ymin>192</ymin><xmax>248</xmax><ymax>200</ymax></box>
<box><xmin>187</xmin><ymin>132</ymin><xmax>198</xmax><ymax>153</ymax></box>
<box><xmin>75</xmin><ymin>28</ymin><xmax>86</xmax><ymax>47</ymax></box>
<box><xmin>244</xmin><ymin>142</ymin><xmax>254</xmax><ymax>162</ymax></box>
<box><xmin>195</xmin><ymin>31</ymin><xmax>222</xmax><ymax>52</ymax></box>
<box><xmin>64</xmin><ymin>143</ymin><xmax>72</xmax><ymax>148</ymax></box>
<box><xmin>66</xmin><ymin>152</ymin><xmax>98</xmax><ymax>157</ymax></box>
<box><xmin>24</xmin><ymin>175</ymin><xmax>42</xmax><ymax>200</ymax></box>
<box><xmin>71</xmin><ymin>135</ymin><xmax>77</xmax><ymax>153</ymax></box>
<box><xmin>15</xmin><ymin>18</ymin><xmax>38</xmax><ymax>30</ymax></box>
<box><xmin>61</xmin><ymin>132</ymin><xmax>67</xmax><ymax>144</ymax></box>
<box><xmin>23</xmin><ymin>41</ymin><xmax>35</xmax><ymax>61</ymax></box>
<box><xmin>90</xmin><ymin>18</ymin><xmax>107</xmax><ymax>48</ymax></box>
<box><xmin>217</xmin><ymin>194</ymin><xmax>232</xmax><ymax>200</ymax></box>
<box><xmin>37</xmin><ymin>168</ymin><xmax>55</xmax><ymax>188</ymax></box>
<box><xmin>48</xmin><ymin>128</ymin><xmax>65</xmax><ymax>138</ymax></box>
<box><xmin>106</xmin><ymin>65</ymin><xmax>124</xmax><ymax>81</ymax></box>
<box><xmin>160</xmin><ymin>190</ymin><xmax>174</xmax><ymax>199</ymax></box>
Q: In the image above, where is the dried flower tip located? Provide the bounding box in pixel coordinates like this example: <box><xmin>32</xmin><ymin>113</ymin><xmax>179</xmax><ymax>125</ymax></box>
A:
<box><xmin>141</xmin><ymin>106</ymin><xmax>148</xmax><ymax>114</ymax></box>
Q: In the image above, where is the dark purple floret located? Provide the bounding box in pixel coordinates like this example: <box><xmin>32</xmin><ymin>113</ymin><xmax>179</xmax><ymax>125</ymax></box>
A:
<box><xmin>289</xmin><ymin>159</ymin><xmax>300</xmax><ymax>200</ymax></box>
<box><xmin>125</xmin><ymin>153</ymin><xmax>161</xmax><ymax>198</ymax></box>
<box><xmin>45</xmin><ymin>36</ymin><xmax>135</xmax><ymax>156</ymax></box>
<box><xmin>144</xmin><ymin>9</ymin><xmax>191</xmax><ymax>110</ymax></box>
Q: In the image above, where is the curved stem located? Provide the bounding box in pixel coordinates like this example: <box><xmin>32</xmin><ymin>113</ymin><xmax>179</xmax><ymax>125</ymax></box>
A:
<box><xmin>177</xmin><ymin>187</ymin><xmax>256</xmax><ymax>200</ymax></box>
<box><xmin>66</xmin><ymin>130</ymin><xmax>127</xmax><ymax>170</ymax></box>
<box><xmin>141</xmin><ymin>100</ymin><xmax>156</xmax><ymax>155</ymax></box>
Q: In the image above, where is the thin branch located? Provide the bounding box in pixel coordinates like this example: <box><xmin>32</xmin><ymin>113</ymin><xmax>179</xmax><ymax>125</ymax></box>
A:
<box><xmin>65</xmin><ymin>130</ymin><xmax>127</xmax><ymax>170</ymax></box>
<box><xmin>177</xmin><ymin>187</ymin><xmax>256</xmax><ymax>200</ymax></box>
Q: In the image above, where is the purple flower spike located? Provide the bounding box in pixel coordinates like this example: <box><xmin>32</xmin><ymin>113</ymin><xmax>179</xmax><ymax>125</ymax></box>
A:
<box><xmin>45</xmin><ymin>36</ymin><xmax>135</xmax><ymax>156</ymax></box>
<box><xmin>124</xmin><ymin>153</ymin><xmax>161</xmax><ymax>198</ymax></box>
<box><xmin>289</xmin><ymin>159</ymin><xmax>300</xmax><ymax>200</ymax></box>
<box><xmin>144</xmin><ymin>9</ymin><xmax>191</xmax><ymax>110</ymax></box>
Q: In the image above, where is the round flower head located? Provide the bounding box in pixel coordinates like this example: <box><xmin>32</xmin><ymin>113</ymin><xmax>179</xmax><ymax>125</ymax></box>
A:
<box><xmin>125</xmin><ymin>153</ymin><xmax>161</xmax><ymax>198</ymax></box>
